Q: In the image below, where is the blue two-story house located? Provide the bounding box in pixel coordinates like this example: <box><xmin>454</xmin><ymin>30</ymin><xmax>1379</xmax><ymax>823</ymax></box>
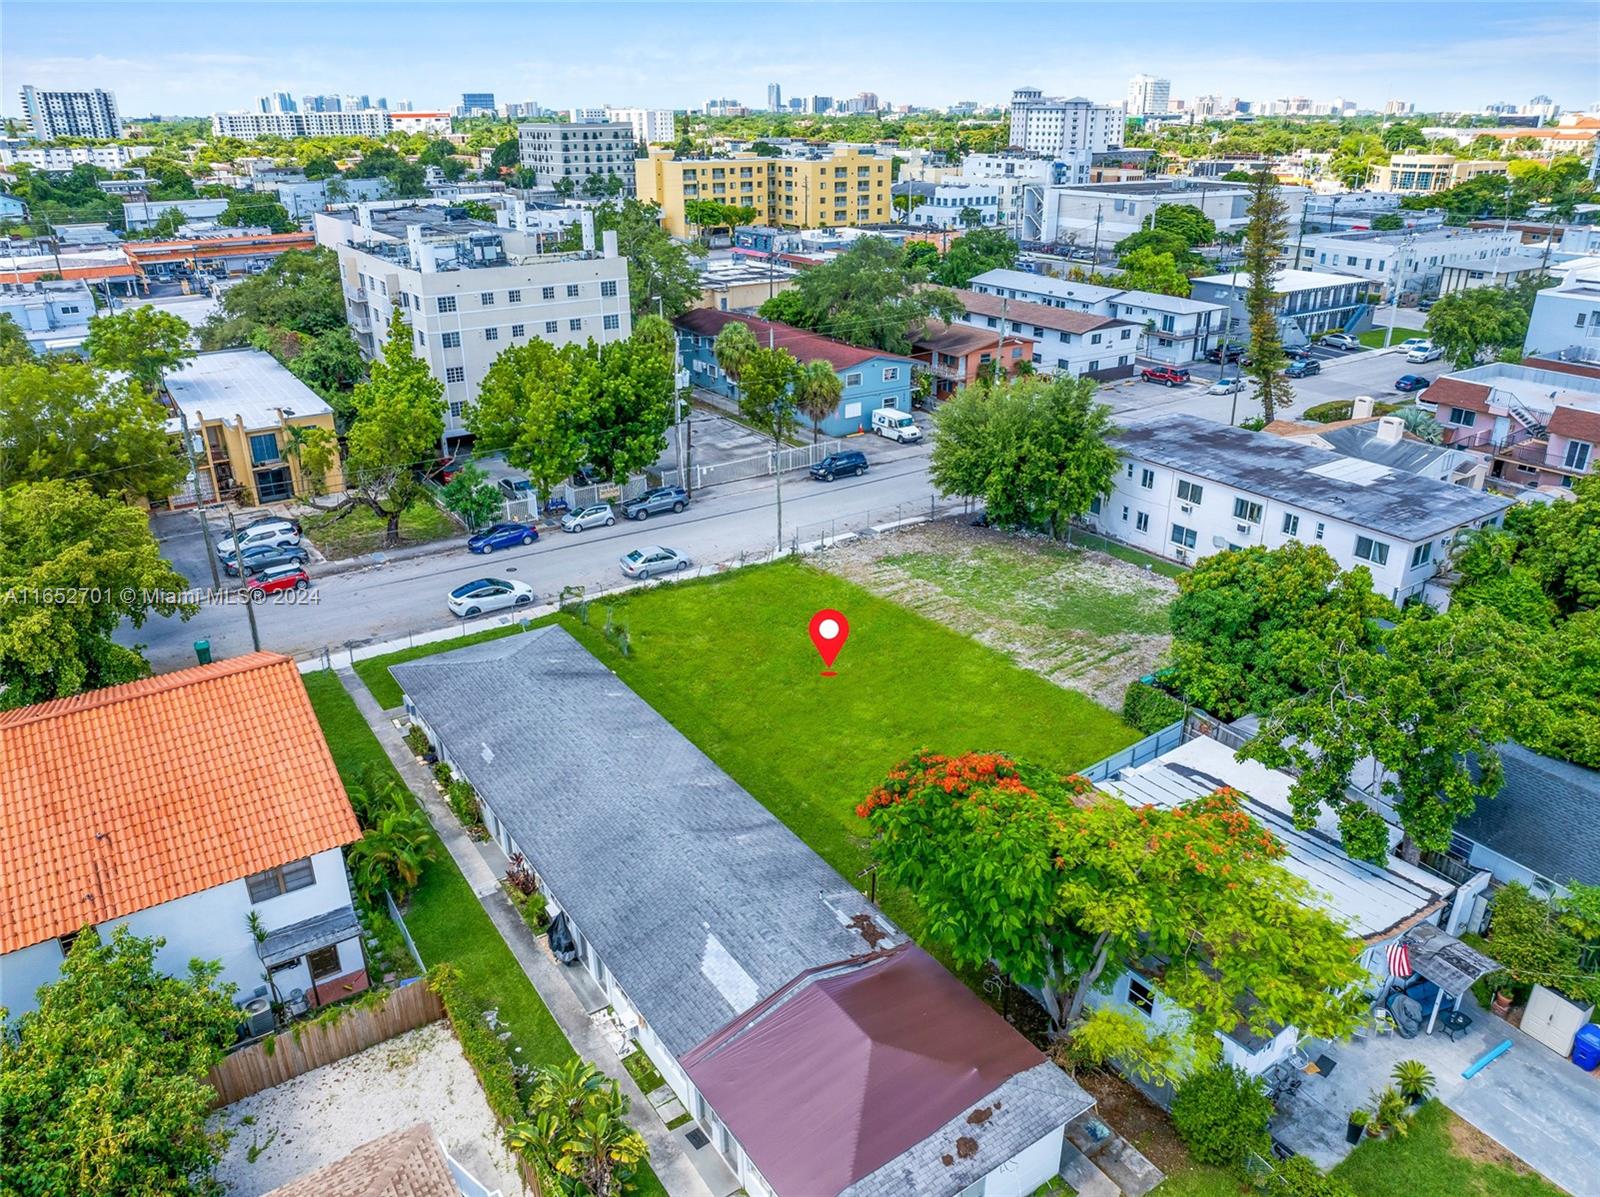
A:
<box><xmin>675</xmin><ymin>309</ymin><xmax>913</xmax><ymax>437</ymax></box>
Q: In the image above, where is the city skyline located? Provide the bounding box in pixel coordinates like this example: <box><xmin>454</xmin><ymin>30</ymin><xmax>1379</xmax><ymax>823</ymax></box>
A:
<box><xmin>4</xmin><ymin>1</ymin><xmax>1596</xmax><ymax>120</ymax></box>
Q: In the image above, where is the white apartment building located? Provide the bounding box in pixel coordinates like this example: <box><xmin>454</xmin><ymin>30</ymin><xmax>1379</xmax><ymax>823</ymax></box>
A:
<box><xmin>0</xmin><ymin>279</ymin><xmax>94</xmax><ymax>353</ymax></box>
<box><xmin>955</xmin><ymin>288</ymin><xmax>1143</xmax><ymax>380</ymax></box>
<box><xmin>517</xmin><ymin>121</ymin><xmax>636</xmax><ymax>186</ymax></box>
<box><xmin>1126</xmin><ymin>74</ymin><xmax>1171</xmax><ymax>117</ymax></box>
<box><xmin>605</xmin><ymin>107</ymin><xmax>677</xmax><ymax>147</ymax></box>
<box><xmin>389</xmin><ymin>110</ymin><xmax>452</xmax><ymax>136</ymax></box>
<box><xmin>969</xmin><ymin>267</ymin><xmax>1229</xmax><ymax>364</ymax></box>
<box><xmin>960</xmin><ymin>153</ymin><xmax>1071</xmax><ymax>232</ymax></box>
<box><xmin>1525</xmin><ymin>267</ymin><xmax>1600</xmax><ymax>363</ymax></box>
<box><xmin>316</xmin><ymin>201</ymin><xmax>631</xmax><ymax>438</ymax></box>
<box><xmin>1006</xmin><ymin>88</ymin><xmax>1125</xmax><ymax>161</ymax></box>
<box><xmin>1085</xmin><ymin>414</ymin><xmax>1512</xmax><ymax>604</ymax></box>
<box><xmin>1290</xmin><ymin>228</ymin><xmax>1523</xmax><ymax>298</ymax></box>
<box><xmin>0</xmin><ymin>141</ymin><xmax>153</xmax><ymax>170</ymax></box>
<box><xmin>210</xmin><ymin>109</ymin><xmax>393</xmax><ymax>139</ymax></box>
<box><xmin>19</xmin><ymin>85</ymin><xmax>120</xmax><ymax>139</ymax></box>
<box><xmin>122</xmin><ymin>197</ymin><xmax>228</xmax><ymax>231</ymax></box>
<box><xmin>1033</xmin><ymin>178</ymin><xmax>1304</xmax><ymax>247</ymax></box>
<box><xmin>901</xmin><ymin>181</ymin><xmax>1003</xmax><ymax>228</ymax></box>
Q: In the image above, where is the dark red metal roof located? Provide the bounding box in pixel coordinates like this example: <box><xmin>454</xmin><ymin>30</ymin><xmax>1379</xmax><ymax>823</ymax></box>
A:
<box><xmin>674</xmin><ymin>309</ymin><xmax>910</xmax><ymax>370</ymax></box>
<box><xmin>681</xmin><ymin>944</ymin><xmax>1046</xmax><ymax>1196</ymax></box>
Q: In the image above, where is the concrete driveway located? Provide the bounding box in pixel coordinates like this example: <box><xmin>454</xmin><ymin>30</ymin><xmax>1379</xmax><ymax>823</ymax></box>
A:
<box><xmin>1273</xmin><ymin>1000</ymin><xmax>1600</xmax><ymax>1194</ymax></box>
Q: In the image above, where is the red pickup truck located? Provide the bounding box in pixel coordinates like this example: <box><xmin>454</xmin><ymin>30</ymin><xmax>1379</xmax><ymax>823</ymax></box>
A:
<box><xmin>1140</xmin><ymin>366</ymin><xmax>1191</xmax><ymax>387</ymax></box>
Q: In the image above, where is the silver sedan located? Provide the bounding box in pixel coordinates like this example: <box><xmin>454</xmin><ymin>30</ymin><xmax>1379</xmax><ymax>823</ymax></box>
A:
<box><xmin>560</xmin><ymin>503</ymin><xmax>616</xmax><ymax>532</ymax></box>
<box><xmin>620</xmin><ymin>546</ymin><xmax>691</xmax><ymax>579</ymax></box>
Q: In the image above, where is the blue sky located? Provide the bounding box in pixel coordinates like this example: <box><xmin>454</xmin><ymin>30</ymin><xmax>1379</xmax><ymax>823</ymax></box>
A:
<box><xmin>4</xmin><ymin>1</ymin><xmax>1596</xmax><ymax>118</ymax></box>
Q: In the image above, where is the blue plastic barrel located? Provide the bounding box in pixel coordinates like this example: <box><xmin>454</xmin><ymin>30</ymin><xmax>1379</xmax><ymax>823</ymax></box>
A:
<box><xmin>1573</xmin><ymin>1024</ymin><xmax>1600</xmax><ymax>1071</ymax></box>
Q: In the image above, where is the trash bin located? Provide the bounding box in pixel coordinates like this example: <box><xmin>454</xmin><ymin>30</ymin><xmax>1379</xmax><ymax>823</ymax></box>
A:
<box><xmin>193</xmin><ymin>639</ymin><xmax>212</xmax><ymax>665</ymax></box>
<box><xmin>1574</xmin><ymin>1024</ymin><xmax>1600</xmax><ymax>1071</ymax></box>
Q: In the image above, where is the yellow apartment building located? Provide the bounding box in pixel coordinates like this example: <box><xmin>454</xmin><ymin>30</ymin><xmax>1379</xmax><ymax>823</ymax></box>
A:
<box><xmin>637</xmin><ymin>149</ymin><xmax>893</xmax><ymax>238</ymax></box>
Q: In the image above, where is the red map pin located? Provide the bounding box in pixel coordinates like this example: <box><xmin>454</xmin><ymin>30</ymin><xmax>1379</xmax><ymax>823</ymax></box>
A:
<box><xmin>808</xmin><ymin>609</ymin><xmax>850</xmax><ymax>676</ymax></box>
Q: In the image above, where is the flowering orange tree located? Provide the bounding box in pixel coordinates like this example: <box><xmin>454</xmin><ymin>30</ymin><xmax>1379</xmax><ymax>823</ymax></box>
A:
<box><xmin>859</xmin><ymin>751</ymin><xmax>1366</xmax><ymax>1049</ymax></box>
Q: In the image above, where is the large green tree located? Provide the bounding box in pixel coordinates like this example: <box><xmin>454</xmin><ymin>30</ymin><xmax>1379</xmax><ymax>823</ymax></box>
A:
<box><xmin>0</xmin><ymin>480</ymin><xmax>196</xmax><ymax>707</ymax></box>
<box><xmin>0</xmin><ymin>311</ymin><xmax>34</xmax><ymax>365</ymax></box>
<box><xmin>930</xmin><ymin>373</ymin><xmax>1120</xmax><ymax>538</ymax></box>
<box><xmin>756</xmin><ymin>236</ymin><xmax>962</xmax><ymax>352</ymax></box>
<box><xmin>858</xmin><ymin>752</ymin><xmax>1365</xmax><ymax>1047</ymax></box>
<box><xmin>1238</xmin><ymin>170</ymin><xmax>1293</xmax><ymax>421</ymax></box>
<box><xmin>336</xmin><ymin>307</ymin><xmax>446</xmax><ymax>545</ymax></box>
<box><xmin>470</xmin><ymin>338</ymin><xmax>585</xmax><ymax>499</ymax></box>
<box><xmin>84</xmin><ymin>306</ymin><xmax>194</xmax><ymax>397</ymax></box>
<box><xmin>1115</xmin><ymin>246</ymin><xmax>1192</xmax><ymax>297</ymax></box>
<box><xmin>932</xmin><ymin>227</ymin><xmax>1018</xmax><ymax>288</ymax></box>
<box><xmin>217</xmin><ymin>191</ymin><xmax>295</xmax><ymax>233</ymax></box>
<box><xmin>508</xmin><ymin>1060</ymin><xmax>648</xmax><ymax>1197</ymax></box>
<box><xmin>589</xmin><ymin>199</ymin><xmax>701</xmax><ymax>318</ymax></box>
<box><xmin>1426</xmin><ymin>285</ymin><xmax>1535</xmax><ymax>367</ymax></box>
<box><xmin>0</xmin><ymin>928</ymin><xmax>239</xmax><ymax>1197</ymax></box>
<box><xmin>735</xmin><ymin>344</ymin><xmax>801</xmax><ymax>446</ymax></box>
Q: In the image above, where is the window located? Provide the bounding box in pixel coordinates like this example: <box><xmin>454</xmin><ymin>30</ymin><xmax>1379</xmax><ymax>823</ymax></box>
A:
<box><xmin>603</xmin><ymin>313</ymin><xmax>620</xmax><ymax>330</ymax></box>
<box><xmin>1564</xmin><ymin>441</ymin><xmax>1592</xmax><ymax>472</ymax></box>
<box><xmin>1354</xmin><ymin>536</ymin><xmax>1390</xmax><ymax>566</ymax></box>
<box><xmin>415</xmin><ymin>332</ymin><xmax>425</xmax><ymax>349</ymax></box>
<box><xmin>249</xmin><ymin>432</ymin><xmax>280</xmax><ymax>465</ymax></box>
<box><xmin>1121</xmin><ymin>505</ymin><xmax>1130</xmax><ymax>521</ymax></box>
<box><xmin>1139</xmin><ymin>468</ymin><xmax>1155</xmax><ymax>490</ymax></box>
<box><xmin>436</xmin><ymin>295</ymin><xmax>457</xmax><ymax>313</ymax></box>
<box><xmin>484</xmin><ymin>327</ymin><xmax>499</xmax><ymax>341</ymax></box>
<box><xmin>1410</xmin><ymin>542</ymin><xmax>1433</xmax><ymax>568</ymax></box>
<box><xmin>569</xmin><ymin>318</ymin><xmax>583</xmax><ymax>331</ymax></box>
<box><xmin>449</xmin><ymin>401</ymin><xmax>464</xmax><ymax>418</ymax></box>
<box><xmin>441</xmin><ymin>331</ymin><xmax>461</xmax><ymax>349</ymax></box>
<box><xmin>1282</xmin><ymin>513</ymin><xmax>1300</xmax><ymax>536</ymax></box>
<box><xmin>845</xmin><ymin>372</ymin><xmax>863</xmax><ymax>387</ymax></box>
<box><xmin>1122</xmin><ymin>327</ymin><xmax>1132</xmax><ymax>339</ymax></box>
<box><xmin>1170</xmin><ymin>523</ymin><xmax>1197</xmax><ymax>549</ymax></box>
<box><xmin>600</xmin><ymin>280</ymin><xmax>618</xmax><ymax>297</ymax></box>
<box><xmin>246</xmin><ymin>857</ymin><xmax>315</xmax><ymax>903</ymax></box>
<box><xmin>883</xmin><ymin>366</ymin><xmax>900</xmax><ymax>382</ymax></box>
<box><xmin>541</xmin><ymin>286</ymin><xmax>555</xmax><ymax>300</ymax></box>
<box><xmin>480</xmin><ymin>291</ymin><xmax>495</xmax><ymax>306</ymax></box>
<box><xmin>1127</xmin><ymin>977</ymin><xmax>1156</xmax><ymax>1017</ymax></box>
<box><xmin>1090</xmin><ymin>333</ymin><xmax>1102</xmax><ymax>345</ymax></box>
<box><xmin>566</xmin><ymin>284</ymin><xmax>581</xmax><ymax>298</ymax></box>
<box><xmin>545</xmin><ymin>320</ymin><xmax>559</xmax><ymax>334</ymax></box>
<box><xmin>1089</xmin><ymin>496</ymin><xmax>1102</xmax><ymax>514</ymax></box>
<box><xmin>1177</xmin><ymin>479</ymin><xmax>1204</xmax><ymax>504</ymax></box>
<box><xmin>507</xmin><ymin>289</ymin><xmax>522</xmax><ymax>303</ymax></box>
<box><xmin>1233</xmin><ymin>498</ymin><xmax>1264</xmax><ymax>524</ymax></box>
<box><xmin>445</xmin><ymin>366</ymin><xmax>465</xmax><ymax>383</ymax></box>
<box><xmin>1136</xmin><ymin>511</ymin><xmax>1150</xmax><ymax>533</ymax></box>
<box><xmin>57</xmin><ymin>929</ymin><xmax>82</xmax><ymax>959</ymax></box>
<box><xmin>1447</xmin><ymin>408</ymin><xmax>1477</xmax><ymax>427</ymax></box>
<box><xmin>1315</xmin><ymin>522</ymin><xmax>1325</xmax><ymax>540</ymax></box>
<box><xmin>511</xmin><ymin>323</ymin><xmax>525</xmax><ymax>338</ymax></box>
<box><xmin>1087</xmin><ymin>360</ymin><xmax>1100</xmax><ymax>372</ymax></box>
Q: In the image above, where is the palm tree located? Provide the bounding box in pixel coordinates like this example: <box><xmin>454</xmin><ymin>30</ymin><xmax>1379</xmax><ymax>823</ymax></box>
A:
<box><xmin>713</xmin><ymin>321</ymin><xmax>758</xmax><ymax>406</ymax></box>
<box><xmin>793</xmin><ymin>360</ymin><xmax>843</xmax><ymax>442</ymax></box>
<box><xmin>346</xmin><ymin>803</ymin><xmax>437</xmax><ymax>904</ymax></box>
<box><xmin>508</xmin><ymin>1060</ymin><xmax>648</xmax><ymax>1197</ymax></box>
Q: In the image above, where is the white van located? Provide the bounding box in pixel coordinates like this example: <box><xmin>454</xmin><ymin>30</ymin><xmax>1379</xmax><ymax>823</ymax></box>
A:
<box><xmin>216</xmin><ymin>518</ymin><xmax>300</xmax><ymax>562</ymax></box>
<box><xmin>870</xmin><ymin>408</ymin><xmax>922</xmax><ymax>443</ymax></box>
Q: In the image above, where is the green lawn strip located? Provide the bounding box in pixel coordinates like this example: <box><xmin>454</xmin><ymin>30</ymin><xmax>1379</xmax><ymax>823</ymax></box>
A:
<box><xmin>880</xmin><ymin>544</ymin><xmax>1171</xmax><ymax>637</ymax></box>
<box><xmin>304</xmin><ymin>502</ymin><xmax>459</xmax><ymax>561</ymax></box>
<box><xmin>621</xmin><ymin>1048</ymin><xmax>668</xmax><ymax>1097</ymax></box>
<box><xmin>1064</xmin><ymin>529</ymin><xmax>1188</xmax><ymax>579</ymax></box>
<box><xmin>355</xmin><ymin>616</ymin><xmax>556</xmax><ymax>708</ymax></box>
<box><xmin>555</xmin><ymin>558</ymin><xmax>1138</xmax><ymax>940</ymax></box>
<box><xmin>1331</xmin><ymin>1100</ymin><xmax>1564</xmax><ymax>1197</ymax></box>
<box><xmin>301</xmin><ymin>672</ymin><xmax>667</xmax><ymax>1197</ymax></box>
<box><xmin>1148</xmin><ymin>1166</ymin><xmax>1250</xmax><ymax>1196</ymax></box>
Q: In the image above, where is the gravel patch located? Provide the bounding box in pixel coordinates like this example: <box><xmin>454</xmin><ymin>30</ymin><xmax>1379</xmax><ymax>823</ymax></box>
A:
<box><xmin>212</xmin><ymin>1020</ymin><xmax>524</xmax><ymax>1196</ymax></box>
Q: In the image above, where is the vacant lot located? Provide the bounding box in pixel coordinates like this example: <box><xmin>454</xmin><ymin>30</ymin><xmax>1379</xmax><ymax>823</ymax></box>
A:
<box><xmin>299</xmin><ymin>501</ymin><xmax>459</xmax><ymax>561</ymax></box>
<box><xmin>824</xmin><ymin>521</ymin><xmax>1177</xmax><ymax>709</ymax></box>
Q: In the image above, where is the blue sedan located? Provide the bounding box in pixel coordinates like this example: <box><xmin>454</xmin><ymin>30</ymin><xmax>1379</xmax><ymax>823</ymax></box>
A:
<box><xmin>1394</xmin><ymin>374</ymin><xmax>1432</xmax><ymax>393</ymax></box>
<box><xmin>467</xmin><ymin>522</ymin><xmax>539</xmax><ymax>553</ymax></box>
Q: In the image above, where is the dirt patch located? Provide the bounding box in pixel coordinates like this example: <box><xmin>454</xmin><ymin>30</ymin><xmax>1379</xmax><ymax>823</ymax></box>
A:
<box><xmin>822</xmin><ymin>520</ymin><xmax>1175</xmax><ymax>709</ymax></box>
<box><xmin>1077</xmin><ymin>1069</ymin><xmax>1195</xmax><ymax>1176</ymax></box>
<box><xmin>1445</xmin><ymin>1109</ymin><xmax>1543</xmax><ymax>1177</ymax></box>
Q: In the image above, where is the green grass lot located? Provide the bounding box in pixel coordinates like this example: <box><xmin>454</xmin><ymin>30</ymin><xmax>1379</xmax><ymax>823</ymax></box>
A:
<box><xmin>303</xmin><ymin>501</ymin><xmax>459</xmax><ymax>561</ymax></box>
<box><xmin>302</xmin><ymin>671</ymin><xmax>667</xmax><ymax>1197</ymax></box>
<box><xmin>1331</xmin><ymin>1101</ymin><xmax>1565</xmax><ymax>1197</ymax></box>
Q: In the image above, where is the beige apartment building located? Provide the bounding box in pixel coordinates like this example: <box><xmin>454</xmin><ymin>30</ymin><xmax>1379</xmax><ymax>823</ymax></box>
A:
<box><xmin>637</xmin><ymin>148</ymin><xmax>892</xmax><ymax>238</ymax></box>
<box><xmin>1367</xmin><ymin>153</ymin><xmax>1509</xmax><ymax>195</ymax></box>
<box><xmin>315</xmin><ymin>201</ymin><xmax>631</xmax><ymax>438</ymax></box>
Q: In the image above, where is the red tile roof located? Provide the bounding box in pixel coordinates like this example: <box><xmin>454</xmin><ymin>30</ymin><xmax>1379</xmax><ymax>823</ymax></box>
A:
<box><xmin>956</xmin><ymin>288</ymin><xmax>1136</xmax><ymax>334</ymax></box>
<box><xmin>1524</xmin><ymin>357</ymin><xmax>1600</xmax><ymax>381</ymax></box>
<box><xmin>674</xmin><ymin>309</ymin><xmax>909</xmax><ymax>370</ymax></box>
<box><xmin>0</xmin><ymin>652</ymin><xmax>359</xmax><ymax>954</ymax></box>
<box><xmin>1425</xmin><ymin>376</ymin><xmax>1494</xmax><ymax>413</ymax></box>
<box><xmin>1549</xmin><ymin>406</ymin><xmax>1600</xmax><ymax>442</ymax></box>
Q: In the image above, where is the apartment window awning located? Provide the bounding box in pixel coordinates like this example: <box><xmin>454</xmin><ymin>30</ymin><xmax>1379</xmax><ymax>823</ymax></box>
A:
<box><xmin>257</xmin><ymin>905</ymin><xmax>361</xmax><ymax>967</ymax></box>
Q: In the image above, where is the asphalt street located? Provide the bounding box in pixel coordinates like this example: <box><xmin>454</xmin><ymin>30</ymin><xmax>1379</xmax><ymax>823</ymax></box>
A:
<box><xmin>125</xmin><ymin>341</ymin><xmax>1452</xmax><ymax>672</ymax></box>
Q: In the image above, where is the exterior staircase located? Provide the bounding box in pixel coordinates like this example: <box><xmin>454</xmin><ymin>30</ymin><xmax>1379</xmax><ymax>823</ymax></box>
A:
<box><xmin>1055</xmin><ymin>1112</ymin><xmax>1166</xmax><ymax>1197</ymax></box>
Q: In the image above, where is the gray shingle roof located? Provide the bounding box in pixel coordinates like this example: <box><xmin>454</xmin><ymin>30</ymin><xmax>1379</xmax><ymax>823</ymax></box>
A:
<box><xmin>1112</xmin><ymin>414</ymin><xmax>1512</xmax><ymax>541</ymax></box>
<box><xmin>1457</xmin><ymin>744</ymin><xmax>1600</xmax><ymax>887</ymax></box>
<box><xmin>391</xmin><ymin>628</ymin><xmax>899</xmax><ymax>1057</ymax></box>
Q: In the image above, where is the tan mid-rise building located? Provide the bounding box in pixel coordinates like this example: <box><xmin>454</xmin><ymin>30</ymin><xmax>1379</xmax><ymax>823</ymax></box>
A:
<box><xmin>1367</xmin><ymin>153</ymin><xmax>1509</xmax><ymax>195</ymax></box>
<box><xmin>637</xmin><ymin>148</ymin><xmax>892</xmax><ymax>238</ymax></box>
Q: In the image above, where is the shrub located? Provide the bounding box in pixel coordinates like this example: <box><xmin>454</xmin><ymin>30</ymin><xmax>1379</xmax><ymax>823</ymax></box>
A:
<box><xmin>447</xmin><ymin>779</ymin><xmax>484</xmax><ymax>832</ymax></box>
<box><xmin>508</xmin><ymin>886</ymin><xmax>549</xmax><ymax>932</ymax></box>
<box><xmin>1366</xmin><ymin>1086</ymin><xmax>1411</xmax><ymax>1138</ymax></box>
<box><xmin>429</xmin><ymin>964</ymin><xmax>523</xmax><ymax>1125</ymax></box>
<box><xmin>404</xmin><ymin>724</ymin><xmax>432</xmax><ymax>758</ymax></box>
<box><xmin>1391</xmin><ymin>1059</ymin><xmax>1435</xmax><ymax>1104</ymax></box>
<box><xmin>1273</xmin><ymin>1155</ymin><xmax>1356</xmax><ymax>1197</ymax></box>
<box><xmin>1170</xmin><ymin>1064</ymin><xmax>1273</xmax><ymax>1171</ymax></box>
<box><xmin>1122</xmin><ymin>679</ymin><xmax>1185</xmax><ymax>734</ymax></box>
<box><xmin>432</xmin><ymin>760</ymin><xmax>454</xmax><ymax>786</ymax></box>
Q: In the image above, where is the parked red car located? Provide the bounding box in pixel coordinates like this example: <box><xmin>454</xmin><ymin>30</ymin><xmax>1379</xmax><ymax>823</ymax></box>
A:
<box><xmin>247</xmin><ymin>564</ymin><xmax>311</xmax><ymax>601</ymax></box>
<box><xmin>1140</xmin><ymin>366</ymin><xmax>1191</xmax><ymax>387</ymax></box>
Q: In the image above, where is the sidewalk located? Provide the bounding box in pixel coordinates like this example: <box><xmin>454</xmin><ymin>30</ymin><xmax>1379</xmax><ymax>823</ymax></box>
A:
<box><xmin>334</xmin><ymin>668</ymin><xmax>722</xmax><ymax>1197</ymax></box>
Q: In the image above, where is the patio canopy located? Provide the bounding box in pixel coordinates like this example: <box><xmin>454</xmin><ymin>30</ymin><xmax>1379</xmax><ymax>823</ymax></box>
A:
<box><xmin>1401</xmin><ymin>922</ymin><xmax>1500</xmax><ymax>995</ymax></box>
<box><xmin>257</xmin><ymin>905</ymin><xmax>361</xmax><ymax>968</ymax></box>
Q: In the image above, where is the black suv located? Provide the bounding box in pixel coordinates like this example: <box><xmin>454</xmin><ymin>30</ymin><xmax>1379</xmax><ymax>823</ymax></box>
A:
<box><xmin>1204</xmin><ymin>343</ymin><xmax>1245</xmax><ymax>363</ymax></box>
<box><xmin>810</xmin><ymin>451</ymin><xmax>868</xmax><ymax>482</ymax></box>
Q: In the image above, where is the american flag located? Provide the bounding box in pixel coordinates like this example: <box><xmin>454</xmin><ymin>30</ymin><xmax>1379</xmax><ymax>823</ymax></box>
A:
<box><xmin>1387</xmin><ymin>940</ymin><xmax>1413</xmax><ymax>979</ymax></box>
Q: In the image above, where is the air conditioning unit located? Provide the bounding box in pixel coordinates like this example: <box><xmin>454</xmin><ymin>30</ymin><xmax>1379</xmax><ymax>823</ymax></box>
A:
<box><xmin>1180</xmin><ymin>503</ymin><xmax>1193</xmax><ymax>514</ymax></box>
<box><xmin>1174</xmin><ymin>548</ymin><xmax>1188</xmax><ymax>561</ymax></box>
<box><xmin>1235</xmin><ymin>523</ymin><xmax>1252</xmax><ymax>535</ymax></box>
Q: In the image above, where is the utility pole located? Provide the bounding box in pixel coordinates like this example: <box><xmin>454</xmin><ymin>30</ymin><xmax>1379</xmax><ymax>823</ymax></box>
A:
<box><xmin>224</xmin><ymin>508</ymin><xmax>262</xmax><ymax>652</ymax></box>
<box><xmin>769</xmin><ymin>327</ymin><xmax>783</xmax><ymax>553</ymax></box>
<box><xmin>994</xmin><ymin>295</ymin><xmax>1008</xmax><ymax>385</ymax></box>
<box><xmin>1091</xmin><ymin>203</ymin><xmax>1103</xmax><ymax>265</ymax></box>
<box><xmin>178</xmin><ymin>408</ymin><xmax>222</xmax><ymax>590</ymax></box>
<box><xmin>1383</xmin><ymin>230</ymin><xmax>1416</xmax><ymax>349</ymax></box>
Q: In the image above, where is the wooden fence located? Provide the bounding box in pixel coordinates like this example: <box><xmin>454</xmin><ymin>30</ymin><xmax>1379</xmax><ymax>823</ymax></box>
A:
<box><xmin>206</xmin><ymin>979</ymin><xmax>444</xmax><ymax>1107</ymax></box>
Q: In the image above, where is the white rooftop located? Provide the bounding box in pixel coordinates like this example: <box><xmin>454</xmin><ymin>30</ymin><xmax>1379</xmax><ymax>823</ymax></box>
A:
<box><xmin>1449</xmin><ymin>362</ymin><xmax>1600</xmax><ymax>417</ymax></box>
<box><xmin>1102</xmin><ymin>736</ymin><xmax>1453</xmax><ymax>942</ymax></box>
<box><xmin>1193</xmin><ymin>269</ymin><xmax>1361</xmax><ymax>294</ymax></box>
<box><xmin>164</xmin><ymin>349</ymin><xmax>333</xmax><ymax>431</ymax></box>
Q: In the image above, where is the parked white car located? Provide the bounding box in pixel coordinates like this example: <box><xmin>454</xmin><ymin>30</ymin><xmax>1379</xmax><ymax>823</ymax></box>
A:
<box><xmin>1407</xmin><ymin>344</ymin><xmax>1444</xmax><ymax>364</ymax></box>
<box><xmin>1207</xmin><ymin>377</ymin><xmax>1244</xmax><ymax>395</ymax></box>
<box><xmin>1397</xmin><ymin>338</ymin><xmax>1432</xmax><ymax>354</ymax></box>
<box><xmin>216</xmin><ymin>518</ymin><xmax>300</xmax><ymax>562</ymax></box>
<box><xmin>446</xmin><ymin>577</ymin><xmax>535</xmax><ymax>618</ymax></box>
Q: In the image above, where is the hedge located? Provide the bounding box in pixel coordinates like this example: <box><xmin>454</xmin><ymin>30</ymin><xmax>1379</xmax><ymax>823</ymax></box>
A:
<box><xmin>428</xmin><ymin>963</ymin><xmax>523</xmax><ymax>1127</ymax></box>
<box><xmin>1123</xmin><ymin>679</ymin><xmax>1185</xmax><ymax>735</ymax></box>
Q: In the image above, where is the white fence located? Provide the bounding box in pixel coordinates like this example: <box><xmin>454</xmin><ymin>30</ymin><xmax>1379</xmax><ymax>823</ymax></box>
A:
<box><xmin>659</xmin><ymin>439</ymin><xmax>846</xmax><ymax>492</ymax></box>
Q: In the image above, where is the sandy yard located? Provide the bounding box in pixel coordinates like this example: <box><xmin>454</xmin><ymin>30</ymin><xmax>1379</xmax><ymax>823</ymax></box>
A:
<box><xmin>823</xmin><ymin>521</ymin><xmax>1176</xmax><ymax>709</ymax></box>
<box><xmin>212</xmin><ymin>1020</ymin><xmax>525</xmax><ymax>1196</ymax></box>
